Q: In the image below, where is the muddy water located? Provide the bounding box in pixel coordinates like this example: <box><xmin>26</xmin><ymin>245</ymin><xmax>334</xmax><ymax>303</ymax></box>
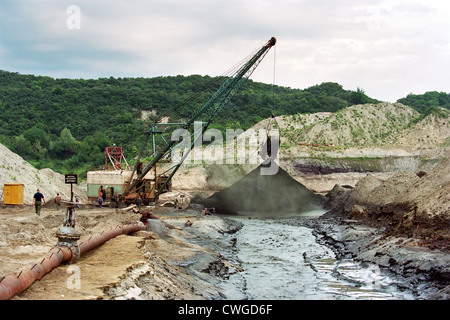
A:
<box><xmin>223</xmin><ymin>211</ymin><xmax>415</xmax><ymax>300</ymax></box>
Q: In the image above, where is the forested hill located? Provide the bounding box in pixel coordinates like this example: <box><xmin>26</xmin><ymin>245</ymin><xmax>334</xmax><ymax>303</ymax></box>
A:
<box><xmin>0</xmin><ymin>70</ymin><xmax>378</xmax><ymax>137</ymax></box>
<box><xmin>0</xmin><ymin>69</ymin><xmax>378</xmax><ymax>173</ymax></box>
<box><xmin>397</xmin><ymin>92</ymin><xmax>450</xmax><ymax>114</ymax></box>
<box><xmin>0</xmin><ymin>69</ymin><xmax>446</xmax><ymax>176</ymax></box>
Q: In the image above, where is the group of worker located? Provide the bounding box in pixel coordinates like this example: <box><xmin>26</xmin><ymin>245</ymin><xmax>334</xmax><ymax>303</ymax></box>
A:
<box><xmin>97</xmin><ymin>186</ymin><xmax>107</xmax><ymax>207</ymax></box>
<box><xmin>97</xmin><ymin>186</ymin><xmax>123</xmax><ymax>208</ymax></box>
<box><xmin>32</xmin><ymin>189</ymin><xmax>80</xmax><ymax>216</ymax></box>
<box><xmin>32</xmin><ymin>188</ymin><xmax>217</xmax><ymax>219</ymax></box>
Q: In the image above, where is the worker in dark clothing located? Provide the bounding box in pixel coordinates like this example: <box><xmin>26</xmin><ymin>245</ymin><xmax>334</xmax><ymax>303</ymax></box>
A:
<box><xmin>137</xmin><ymin>195</ymin><xmax>142</xmax><ymax>208</ymax></box>
<box><xmin>32</xmin><ymin>189</ymin><xmax>46</xmax><ymax>216</ymax></box>
<box><xmin>98</xmin><ymin>196</ymin><xmax>103</xmax><ymax>208</ymax></box>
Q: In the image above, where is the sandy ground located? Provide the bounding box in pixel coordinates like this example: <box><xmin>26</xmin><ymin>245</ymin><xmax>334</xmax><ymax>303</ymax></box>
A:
<box><xmin>0</xmin><ymin>203</ymin><xmax>228</xmax><ymax>300</ymax></box>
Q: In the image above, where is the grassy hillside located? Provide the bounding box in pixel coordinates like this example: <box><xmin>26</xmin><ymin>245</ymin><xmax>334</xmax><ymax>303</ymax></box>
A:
<box><xmin>260</xmin><ymin>103</ymin><xmax>449</xmax><ymax>148</ymax></box>
<box><xmin>284</xmin><ymin>103</ymin><xmax>418</xmax><ymax>146</ymax></box>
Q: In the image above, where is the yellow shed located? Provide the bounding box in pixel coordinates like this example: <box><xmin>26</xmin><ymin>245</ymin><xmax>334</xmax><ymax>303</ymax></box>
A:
<box><xmin>3</xmin><ymin>184</ymin><xmax>24</xmax><ymax>205</ymax></box>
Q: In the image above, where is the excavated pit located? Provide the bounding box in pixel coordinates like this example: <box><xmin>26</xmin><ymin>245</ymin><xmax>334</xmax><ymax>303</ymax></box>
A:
<box><xmin>202</xmin><ymin>165</ymin><xmax>325</xmax><ymax>215</ymax></box>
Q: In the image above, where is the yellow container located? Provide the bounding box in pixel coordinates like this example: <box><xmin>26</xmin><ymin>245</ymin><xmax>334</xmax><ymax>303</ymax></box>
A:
<box><xmin>3</xmin><ymin>184</ymin><xmax>24</xmax><ymax>205</ymax></box>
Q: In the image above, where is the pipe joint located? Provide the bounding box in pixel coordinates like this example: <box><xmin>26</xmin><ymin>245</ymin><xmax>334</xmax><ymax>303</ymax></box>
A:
<box><xmin>56</xmin><ymin>226</ymin><xmax>81</xmax><ymax>264</ymax></box>
<box><xmin>56</xmin><ymin>242</ymin><xmax>80</xmax><ymax>264</ymax></box>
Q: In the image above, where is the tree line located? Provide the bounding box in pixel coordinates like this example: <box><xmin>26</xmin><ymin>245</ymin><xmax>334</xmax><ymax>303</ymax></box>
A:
<box><xmin>397</xmin><ymin>91</ymin><xmax>450</xmax><ymax>114</ymax></box>
<box><xmin>0</xmin><ymin>70</ymin><xmax>445</xmax><ymax>177</ymax></box>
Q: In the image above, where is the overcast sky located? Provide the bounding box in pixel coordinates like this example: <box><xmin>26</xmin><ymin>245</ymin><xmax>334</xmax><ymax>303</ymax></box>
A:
<box><xmin>0</xmin><ymin>0</ymin><xmax>448</xmax><ymax>102</ymax></box>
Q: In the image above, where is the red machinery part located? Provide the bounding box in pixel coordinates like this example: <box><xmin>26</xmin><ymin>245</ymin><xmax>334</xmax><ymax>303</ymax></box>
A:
<box><xmin>0</xmin><ymin>224</ymin><xmax>144</xmax><ymax>300</ymax></box>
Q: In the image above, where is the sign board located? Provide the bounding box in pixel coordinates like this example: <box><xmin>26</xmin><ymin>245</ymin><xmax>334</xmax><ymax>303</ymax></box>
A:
<box><xmin>65</xmin><ymin>174</ymin><xmax>78</xmax><ymax>184</ymax></box>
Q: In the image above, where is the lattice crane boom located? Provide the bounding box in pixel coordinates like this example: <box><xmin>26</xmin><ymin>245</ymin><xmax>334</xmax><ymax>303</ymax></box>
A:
<box><xmin>124</xmin><ymin>37</ymin><xmax>276</xmax><ymax>200</ymax></box>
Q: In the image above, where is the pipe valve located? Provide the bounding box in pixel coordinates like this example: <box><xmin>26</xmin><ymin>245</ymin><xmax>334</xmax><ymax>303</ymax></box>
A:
<box><xmin>56</xmin><ymin>206</ymin><xmax>81</xmax><ymax>263</ymax></box>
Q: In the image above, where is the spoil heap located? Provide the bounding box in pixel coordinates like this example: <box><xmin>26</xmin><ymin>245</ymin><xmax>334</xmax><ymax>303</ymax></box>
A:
<box><xmin>0</xmin><ymin>142</ymin><xmax>86</xmax><ymax>205</ymax></box>
<box><xmin>203</xmin><ymin>165</ymin><xmax>324</xmax><ymax>215</ymax></box>
<box><xmin>325</xmin><ymin>154</ymin><xmax>450</xmax><ymax>247</ymax></box>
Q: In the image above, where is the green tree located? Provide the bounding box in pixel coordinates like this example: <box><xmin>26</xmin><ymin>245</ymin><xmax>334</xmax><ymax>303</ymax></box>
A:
<box><xmin>50</xmin><ymin>128</ymin><xmax>79</xmax><ymax>158</ymax></box>
<box><xmin>79</xmin><ymin>135</ymin><xmax>103</xmax><ymax>164</ymax></box>
<box><xmin>93</xmin><ymin>131</ymin><xmax>112</xmax><ymax>151</ymax></box>
<box><xmin>397</xmin><ymin>91</ymin><xmax>450</xmax><ymax>113</ymax></box>
<box><xmin>350</xmin><ymin>88</ymin><xmax>369</xmax><ymax>105</ymax></box>
<box><xmin>23</xmin><ymin>125</ymin><xmax>50</xmax><ymax>149</ymax></box>
<box><xmin>14</xmin><ymin>135</ymin><xmax>33</xmax><ymax>159</ymax></box>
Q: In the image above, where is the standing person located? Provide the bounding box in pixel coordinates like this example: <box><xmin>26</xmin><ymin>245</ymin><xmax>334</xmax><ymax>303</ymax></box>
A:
<box><xmin>115</xmin><ymin>194</ymin><xmax>120</xmax><ymax>208</ymax></box>
<box><xmin>55</xmin><ymin>193</ymin><xmax>61</xmax><ymax>211</ymax></box>
<box><xmin>98</xmin><ymin>196</ymin><xmax>103</xmax><ymax>208</ymax></box>
<box><xmin>137</xmin><ymin>195</ymin><xmax>142</xmax><ymax>208</ymax></box>
<box><xmin>99</xmin><ymin>186</ymin><xmax>106</xmax><ymax>202</ymax></box>
<box><xmin>75</xmin><ymin>195</ymin><xmax>80</xmax><ymax>209</ymax></box>
<box><xmin>32</xmin><ymin>189</ymin><xmax>46</xmax><ymax>216</ymax></box>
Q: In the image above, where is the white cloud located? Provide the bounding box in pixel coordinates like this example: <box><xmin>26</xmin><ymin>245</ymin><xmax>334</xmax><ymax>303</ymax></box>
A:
<box><xmin>0</xmin><ymin>0</ymin><xmax>448</xmax><ymax>102</ymax></box>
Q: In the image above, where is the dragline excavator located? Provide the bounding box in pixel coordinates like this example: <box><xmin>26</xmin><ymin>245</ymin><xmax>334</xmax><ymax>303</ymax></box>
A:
<box><xmin>86</xmin><ymin>37</ymin><xmax>276</xmax><ymax>205</ymax></box>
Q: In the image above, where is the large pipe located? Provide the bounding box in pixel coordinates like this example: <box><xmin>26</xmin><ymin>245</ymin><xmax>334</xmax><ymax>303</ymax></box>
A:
<box><xmin>0</xmin><ymin>224</ymin><xmax>145</xmax><ymax>300</ymax></box>
<box><xmin>79</xmin><ymin>224</ymin><xmax>144</xmax><ymax>254</ymax></box>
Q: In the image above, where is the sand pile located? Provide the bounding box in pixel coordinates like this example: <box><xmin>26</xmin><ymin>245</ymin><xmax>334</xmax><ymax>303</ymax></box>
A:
<box><xmin>0</xmin><ymin>143</ymin><xmax>86</xmax><ymax>205</ymax></box>
<box><xmin>202</xmin><ymin>164</ymin><xmax>324</xmax><ymax>214</ymax></box>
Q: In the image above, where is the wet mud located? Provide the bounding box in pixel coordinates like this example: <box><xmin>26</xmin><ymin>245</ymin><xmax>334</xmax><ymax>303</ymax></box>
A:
<box><xmin>1</xmin><ymin>204</ymin><xmax>448</xmax><ymax>300</ymax></box>
<box><xmin>308</xmin><ymin>215</ymin><xmax>450</xmax><ymax>299</ymax></box>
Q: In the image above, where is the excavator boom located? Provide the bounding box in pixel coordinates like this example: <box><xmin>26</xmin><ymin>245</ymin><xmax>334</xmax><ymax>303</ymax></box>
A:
<box><xmin>124</xmin><ymin>37</ymin><xmax>276</xmax><ymax>201</ymax></box>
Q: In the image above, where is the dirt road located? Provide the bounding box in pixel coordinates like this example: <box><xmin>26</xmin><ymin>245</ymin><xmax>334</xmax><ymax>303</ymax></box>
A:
<box><xmin>0</xmin><ymin>204</ymin><xmax>225</xmax><ymax>300</ymax></box>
